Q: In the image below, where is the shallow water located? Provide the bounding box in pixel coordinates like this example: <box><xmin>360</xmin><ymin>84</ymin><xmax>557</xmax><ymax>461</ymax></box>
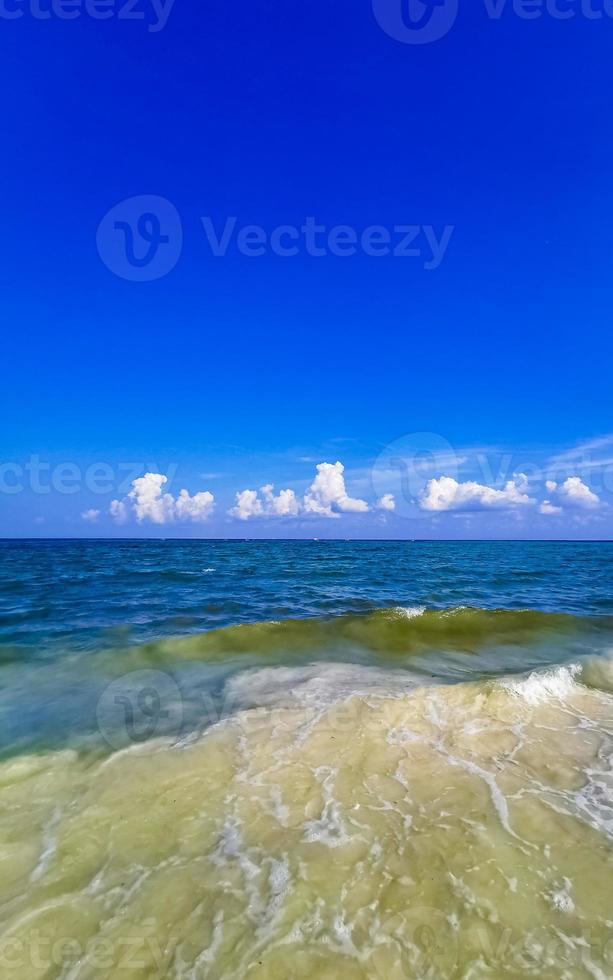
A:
<box><xmin>0</xmin><ymin>541</ymin><xmax>612</xmax><ymax>978</ymax></box>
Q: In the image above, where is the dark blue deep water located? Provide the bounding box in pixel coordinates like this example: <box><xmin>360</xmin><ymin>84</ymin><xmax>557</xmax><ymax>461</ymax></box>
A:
<box><xmin>1</xmin><ymin>539</ymin><xmax>612</xmax><ymax>655</ymax></box>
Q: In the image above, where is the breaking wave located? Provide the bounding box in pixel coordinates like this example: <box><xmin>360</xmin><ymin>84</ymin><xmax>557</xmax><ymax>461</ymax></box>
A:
<box><xmin>1</xmin><ymin>651</ymin><xmax>613</xmax><ymax>978</ymax></box>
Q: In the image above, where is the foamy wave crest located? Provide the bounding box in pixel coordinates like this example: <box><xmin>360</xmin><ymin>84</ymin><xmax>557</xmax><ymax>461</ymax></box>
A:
<box><xmin>502</xmin><ymin>663</ymin><xmax>582</xmax><ymax>705</ymax></box>
<box><xmin>580</xmin><ymin>651</ymin><xmax>613</xmax><ymax>694</ymax></box>
<box><xmin>389</xmin><ymin>605</ymin><xmax>426</xmax><ymax>619</ymax></box>
<box><xmin>224</xmin><ymin>661</ymin><xmax>429</xmax><ymax>712</ymax></box>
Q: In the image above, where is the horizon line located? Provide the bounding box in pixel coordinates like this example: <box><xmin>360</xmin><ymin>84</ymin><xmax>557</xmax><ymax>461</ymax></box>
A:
<box><xmin>1</xmin><ymin>537</ymin><xmax>612</xmax><ymax>544</ymax></box>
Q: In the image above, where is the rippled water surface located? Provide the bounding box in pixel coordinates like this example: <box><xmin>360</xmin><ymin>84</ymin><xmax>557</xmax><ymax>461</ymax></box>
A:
<box><xmin>1</xmin><ymin>539</ymin><xmax>612</xmax><ymax>655</ymax></box>
<box><xmin>0</xmin><ymin>540</ymin><xmax>612</xmax><ymax>978</ymax></box>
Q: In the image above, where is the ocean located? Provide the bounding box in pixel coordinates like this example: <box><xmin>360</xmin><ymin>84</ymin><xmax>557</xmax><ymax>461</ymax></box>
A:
<box><xmin>0</xmin><ymin>539</ymin><xmax>612</xmax><ymax>978</ymax></box>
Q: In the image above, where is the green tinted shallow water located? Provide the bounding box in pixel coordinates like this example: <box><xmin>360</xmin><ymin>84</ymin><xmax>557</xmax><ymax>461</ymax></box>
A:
<box><xmin>1</xmin><ymin>655</ymin><xmax>613</xmax><ymax>979</ymax></box>
<box><xmin>1</xmin><ymin>542</ymin><xmax>613</xmax><ymax>977</ymax></box>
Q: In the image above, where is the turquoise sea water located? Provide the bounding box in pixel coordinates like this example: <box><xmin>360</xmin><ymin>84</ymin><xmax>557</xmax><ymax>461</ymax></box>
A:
<box><xmin>2</xmin><ymin>539</ymin><xmax>612</xmax><ymax>653</ymax></box>
<box><xmin>0</xmin><ymin>539</ymin><xmax>612</xmax><ymax>757</ymax></box>
<box><xmin>1</xmin><ymin>540</ymin><xmax>613</xmax><ymax>979</ymax></box>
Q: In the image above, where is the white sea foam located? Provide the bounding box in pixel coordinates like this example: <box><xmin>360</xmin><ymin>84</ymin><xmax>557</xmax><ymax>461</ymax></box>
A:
<box><xmin>303</xmin><ymin>767</ymin><xmax>350</xmax><ymax>848</ymax></box>
<box><xmin>3</xmin><ymin>658</ymin><xmax>613</xmax><ymax>979</ymax></box>
<box><xmin>502</xmin><ymin>663</ymin><xmax>582</xmax><ymax>705</ymax></box>
<box><xmin>29</xmin><ymin>806</ymin><xmax>62</xmax><ymax>882</ymax></box>
<box><xmin>547</xmin><ymin>878</ymin><xmax>575</xmax><ymax>914</ymax></box>
<box><xmin>390</xmin><ymin>605</ymin><xmax>426</xmax><ymax>619</ymax></box>
<box><xmin>224</xmin><ymin>661</ymin><xmax>428</xmax><ymax>713</ymax></box>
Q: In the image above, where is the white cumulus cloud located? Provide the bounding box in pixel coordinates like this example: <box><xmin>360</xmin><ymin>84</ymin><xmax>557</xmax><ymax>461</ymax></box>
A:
<box><xmin>110</xmin><ymin>473</ymin><xmax>215</xmax><ymax>525</ymax></box>
<box><xmin>129</xmin><ymin>473</ymin><xmax>176</xmax><ymax>524</ymax></box>
<box><xmin>261</xmin><ymin>484</ymin><xmax>301</xmax><ymax>516</ymax></box>
<box><xmin>376</xmin><ymin>493</ymin><xmax>396</xmax><ymax>512</ymax></box>
<box><xmin>81</xmin><ymin>508</ymin><xmax>100</xmax><ymax>523</ymax></box>
<box><xmin>549</xmin><ymin>477</ymin><xmax>601</xmax><ymax>510</ymax></box>
<box><xmin>229</xmin><ymin>484</ymin><xmax>302</xmax><ymax>521</ymax></box>
<box><xmin>229</xmin><ymin>462</ymin><xmax>371</xmax><ymax>521</ymax></box>
<box><xmin>303</xmin><ymin>462</ymin><xmax>369</xmax><ymax>518</ymax></box>
<box><xmin>109</xmin><ymin>499</ymin><xmax>128</xmax><ymax>524</ymax></box>
<box><xmin>229</xmin><ymin>489</ymin><xmax>263</xmax><ymax>521</ymax></box>
<box><xmin>539</xmin><ymin>501</ymin><xmax>562</xmax><ymax>515</ymax></box>
<box><xmin>175</xmin><ymin>488</ymin><xmax>215</xmax><ymax>522</ymax></box>
<box><xmin>419</xmin><ymin>475</ymin><xmax>535</xmax><ymax>512</ymax></box>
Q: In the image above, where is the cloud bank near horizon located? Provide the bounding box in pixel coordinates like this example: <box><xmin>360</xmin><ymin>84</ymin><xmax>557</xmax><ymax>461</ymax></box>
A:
<box><xmin>110</xmin><ymin>473</ymin><xmax>215</xmax><ymax>525</ymax></box>
<box><xmin>419</xmin><ymin>475</ymin><xmax>535</xmax><ymax>512</ymax></box>
<box><xmin>101</xmin><ymin>463</ymin><xmax>603</xmax><ymax>527</ymax></box>
<box><xmin>418</xmin><ymin>474</ymin><xmax>601</xmax><ymax>516</ymax></box>
<box><xmin>230</xmin><ymin>462</ymin><xmax>395</xmax><ymax>521</ymax></box>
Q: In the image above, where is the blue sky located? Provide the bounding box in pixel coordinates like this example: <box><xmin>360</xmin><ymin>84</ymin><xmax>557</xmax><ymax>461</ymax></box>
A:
<box><xmin>1</xmin><ymin>0</ymin><xmax>612</xmax><ymax>538</ymax></box>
